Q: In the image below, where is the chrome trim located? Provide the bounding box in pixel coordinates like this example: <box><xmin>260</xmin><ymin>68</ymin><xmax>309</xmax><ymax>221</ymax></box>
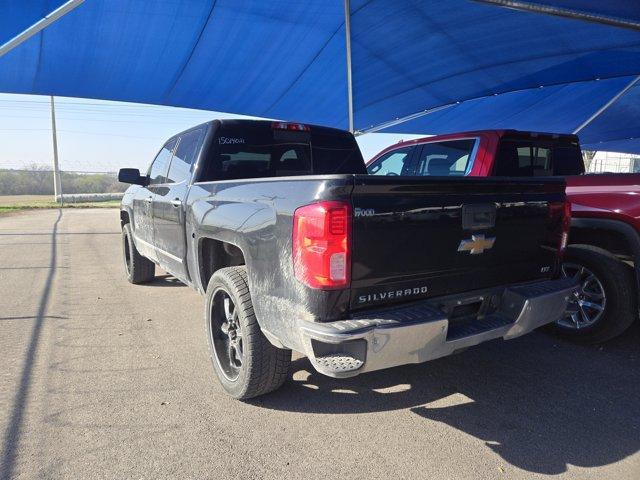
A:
<box><xmin>133</xmin><ymin>234</ymin><xmax>154</xmax><ymax>250</ymax></box>
<box><xmin>155</xmin><ymin>246</ymin><xmax>183</xmax><ymax>263</ymax></box>
<box><xmin>133</xmin><ymin>234</ymin><xmax>183</xmax><ymax>264</ymax></box>
<box><xmin>298</xmin><ymin>277</ymin><xmax>578</xmax><ymax>378</ymax></box>
<box><xmin>457</xmin><ymin>234</ymin><xmax>496</xmax><ymax>255</ymax></box>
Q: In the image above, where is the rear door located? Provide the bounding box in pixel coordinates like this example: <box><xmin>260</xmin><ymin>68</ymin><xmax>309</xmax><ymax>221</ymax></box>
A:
<box><xmin>349</xmin><ymin>176</ymin><xmax>566</xmax><ymax>310</ymax></box>
<box><xmin>153</xmin><ymin>127</ymin><xmax>206</xmax><ymax>281</ymax></box>
<box><xmin>132</xmin><ymin>137</ymin><xmax>176</xmax><ymax>261</ymax></box>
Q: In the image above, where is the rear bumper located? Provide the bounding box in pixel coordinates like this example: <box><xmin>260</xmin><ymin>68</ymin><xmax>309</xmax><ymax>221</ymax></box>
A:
<box><xmin>298</xmin><ymin>277</ymin><xmax>579</xmax><ymax>378</ymax></box>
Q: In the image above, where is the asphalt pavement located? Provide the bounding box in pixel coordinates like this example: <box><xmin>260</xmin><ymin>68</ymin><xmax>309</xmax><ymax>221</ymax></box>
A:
<box><xmin>0</xmin><ymin>209</ymin><xmax>639</xmax><ymax>479</ymax></box>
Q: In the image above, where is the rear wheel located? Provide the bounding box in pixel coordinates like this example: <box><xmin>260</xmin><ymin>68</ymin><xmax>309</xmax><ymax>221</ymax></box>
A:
<box><xmin>552</xmin><ymin>244</ymin><xmax>637</xmax><ymax>343</ymax></box>
<box><xmin>122</xmin><ymin>223</ymin><xmax>155</xmax><ymax>284</ymax></box>
<box><xmin>205</xmin><ymin>266</ymin><xmax>291</xmax><ymax>399</ymax></box>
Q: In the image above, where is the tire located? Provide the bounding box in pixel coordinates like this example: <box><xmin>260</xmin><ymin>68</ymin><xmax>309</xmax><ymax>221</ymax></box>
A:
<box><xmin>205</xmin><ymin>266</ymin><xmax>291</xmax><ymax>399</ymax></box>
<box><xmin>122</xmin><ymin>223</ymin><xmax>155</xmax><ymax>284</ymax></box>
<box><xmin>551</xmin><ymin>244</ymin><xmax>637</xmax><ymax>344</ymax></box>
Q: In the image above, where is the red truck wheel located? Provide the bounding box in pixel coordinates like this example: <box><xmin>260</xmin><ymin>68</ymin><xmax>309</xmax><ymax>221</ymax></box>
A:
<box><xmin>553</xmin><ymin>245</ymin><xmax>637</xmax><ymax>343</ymax></box>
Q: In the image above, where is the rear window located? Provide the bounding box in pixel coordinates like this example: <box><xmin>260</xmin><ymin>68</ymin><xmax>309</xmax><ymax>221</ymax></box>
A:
<box><xmin>199</xmin><ymin>123</ymin><xmax>366</xmax><ymax>181</ymax></box>
<box><xmin>494</xmin><ymin>139</ymin><xmax>583</xmax><ymax>176</ymax></box>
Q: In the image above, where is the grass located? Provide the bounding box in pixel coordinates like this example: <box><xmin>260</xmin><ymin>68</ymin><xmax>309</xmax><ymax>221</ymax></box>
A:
<box><xmin>0</xmin><ymin>195</ymin><xmax>120</xmax><ymax>214</ymax></box>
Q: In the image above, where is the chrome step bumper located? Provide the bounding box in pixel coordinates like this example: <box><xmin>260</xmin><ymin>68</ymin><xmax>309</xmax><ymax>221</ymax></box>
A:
<box><xmin>299</xmin><ymin>277</ymin><xmax>579</xmax><ymax>378</ymax></box>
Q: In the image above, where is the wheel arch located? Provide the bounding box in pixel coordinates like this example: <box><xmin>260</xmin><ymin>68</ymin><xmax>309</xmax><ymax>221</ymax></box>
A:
<box><xmin>197</xmin><ymin>236</ymin><xmax>247</xmax><ymax>293</ymax></box>
<box><xmin>120</xmin><ymin>208</ymin><xmax>131</xmax><ymax>227</ymax></box>
<box><xmin>570</xmin><ymin>217</ymin><xmax>640</xmax><ymax>294</ymax></box>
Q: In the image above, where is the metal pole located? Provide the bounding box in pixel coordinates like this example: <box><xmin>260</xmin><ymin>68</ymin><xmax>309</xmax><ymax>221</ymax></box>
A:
<box><xmin>473</xmin><ymin>0</ymin><xmax>640</xmax><ymax>32</ymax></box>
<box><xmin>0</xmin><ymin>0</ymin><xmax>85</xmax><ymax>57</ymax></box>
<box><xmin>344</xmin><ymin>0</ymin><xmax>354</xmax><ymax>133</ymax></box>
<box><xmin>358</xmin><ymin>102</ymin><xmax>457</xmax><ymax>135</ymax></box>
<box><xmin>573</xmin><ymin>75</ymin><xmax>640</xmax><ymax>134</ymax></box>
<box><xmin>50</xmin><ymin>96</ymin><xmax>62</xmax><ymax>204</ymax></box>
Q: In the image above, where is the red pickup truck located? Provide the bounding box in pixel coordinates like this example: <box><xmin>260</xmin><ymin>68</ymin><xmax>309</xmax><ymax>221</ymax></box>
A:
<box><xmin>367</xmin><ymin>130</ymin><xmax>640</xmax><ymax>343</ymax></box>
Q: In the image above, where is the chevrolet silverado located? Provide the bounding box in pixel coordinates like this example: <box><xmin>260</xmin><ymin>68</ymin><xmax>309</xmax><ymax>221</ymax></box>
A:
<box><xmin>119</xmin><ymin>120</ymin><xmax>576</xmax><ymax>399</ymax></box>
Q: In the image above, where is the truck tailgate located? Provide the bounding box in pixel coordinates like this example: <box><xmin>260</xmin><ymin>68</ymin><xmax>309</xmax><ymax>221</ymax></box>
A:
<box><xmin>350</xmin><ymin>175</ymin><xmax>566</xmax><ymax>310</ymax></box>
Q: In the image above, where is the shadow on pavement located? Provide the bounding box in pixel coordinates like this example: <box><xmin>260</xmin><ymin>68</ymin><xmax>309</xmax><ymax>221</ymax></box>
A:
<box><xmin>1</xmin><ymin>210</ymin><xmax>62</xmax><ymax>479</ymax></box>
<box><xmin>255</xmin><ymin>323</ymin><xmax>640</xmax><ymax>474</ymax></box>
<box><xmin>0</xmin><ymin>316</ymin><xmax>68</xmax><ymax>322</ymax></box>
<box><xmin>147</xmin><ymin>275</ymin><xmax>186</xmax><ymax>287</ymax></box>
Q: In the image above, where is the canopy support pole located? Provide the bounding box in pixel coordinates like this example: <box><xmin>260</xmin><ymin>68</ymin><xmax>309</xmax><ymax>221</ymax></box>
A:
<box><xmin>0</xmin><ymin>0</ymin><xmax>85</xmax><ymax>57</ymax></box>
<box><xmin>358</xmin><ymin>103</ymin><xmax>457</xmax><ymax>135</ymax></box>
<box><xmin>474</xmin><ymin>0</ymin><xmax>640</xmax><ymax>31</ymax></box>
<box><xmin>344</xmin><ymin>0</ymin><xmax>354</xmax><ymax>133</ymax></box>
<box><xmin>50</xmin><ymin>96</ymin><xmax>63</xmax><ymax>204</ymax></box>
<box><xmin>573</xmin><ymin>75</ymin><xmax>640</xmax><ymax>135</ymax></box>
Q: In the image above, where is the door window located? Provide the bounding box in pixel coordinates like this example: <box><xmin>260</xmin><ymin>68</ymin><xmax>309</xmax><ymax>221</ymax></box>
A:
<box><xmin>367</xmin><ymin>147</ymin><xmax>414</xmax><ymax>176</ymax></box>
<box><xmin>415</xmin><ymin>139</ymin><xmax>477</xmax><ymax>176</ymax></box>
<box><xmin>166</xmin><ymin>128</ymin><xmax>205</xmax><ymax>184</ymax></box>
<box><xmin>149</xmin><ymin>138</ymin><xmax>177</xmax><ymax>184</ymax></box>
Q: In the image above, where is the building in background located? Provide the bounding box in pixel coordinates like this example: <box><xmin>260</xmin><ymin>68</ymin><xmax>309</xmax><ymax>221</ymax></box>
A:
<box><xmin>587</xmin><ymin>151</ymin><xmax>640</xmax><ymax>173</ymax></box>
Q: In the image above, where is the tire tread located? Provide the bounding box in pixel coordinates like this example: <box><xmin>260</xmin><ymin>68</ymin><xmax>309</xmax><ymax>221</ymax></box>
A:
<box><xmin>206</xmin><ymin>266</ymin><xmax>291</xmax><ymax>399</ymax></box>
<box><xmin>122</xmin><ymin>223</ymin><xmax>155</xmax><ymax>284</ymax></box>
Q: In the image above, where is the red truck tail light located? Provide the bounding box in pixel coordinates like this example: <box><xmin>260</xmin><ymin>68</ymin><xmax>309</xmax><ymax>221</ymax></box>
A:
<box><xmin>549</xmin><ymin>200</ymin><xmax>571</xmax><ymax>258</ymax></box>
<box><xmin>293</xmin><ymin>201</ymin><xmax>351</xmax><ymax>289</ymax></box>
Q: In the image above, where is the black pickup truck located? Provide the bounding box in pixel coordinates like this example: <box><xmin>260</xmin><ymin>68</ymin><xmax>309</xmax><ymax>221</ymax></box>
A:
<box><xmin>119</xmin><ymin>119</ymin><xmax>578</xmax><ymax>399</ymax></box>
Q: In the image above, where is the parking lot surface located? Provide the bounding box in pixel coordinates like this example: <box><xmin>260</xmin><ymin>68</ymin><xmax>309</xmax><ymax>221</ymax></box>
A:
<box><xmin>1</xmin><ymin>209</ymin><xmax>639</xmax><ymax>479</ymax></box>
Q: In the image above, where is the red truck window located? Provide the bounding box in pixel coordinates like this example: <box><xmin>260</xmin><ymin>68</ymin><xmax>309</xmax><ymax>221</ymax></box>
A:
<box><xmin>495</xmin><ymin>140</ymin><xmax>583</xmax><ymax>176</ymax></box>
<box><xmin>367</xmin><ymin>147</ymin><xmax>413</xmax><ymax>176</ymax></box>
<box><xmin>415</xmin><ymin>139</ymin><xmax>477</xmax><ymax>176</ymax></box>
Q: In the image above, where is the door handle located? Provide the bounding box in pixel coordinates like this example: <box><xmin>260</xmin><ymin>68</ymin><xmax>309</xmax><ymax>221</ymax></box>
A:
<box><xmin>144</xmin><ymin>196</ymin><xmax>153</xmax><ymax>204</ymax></box>
<box><xmin>171</xmin><ymin>198</ymin><xmax>182</xmax><ymax>208</ymax></box>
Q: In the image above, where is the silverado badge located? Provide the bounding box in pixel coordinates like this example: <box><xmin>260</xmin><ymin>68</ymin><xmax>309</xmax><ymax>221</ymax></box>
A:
<box><xmin>457</xmin><ymin>234</ymin><xmax>496</xmax><ymax>255</ymax></box>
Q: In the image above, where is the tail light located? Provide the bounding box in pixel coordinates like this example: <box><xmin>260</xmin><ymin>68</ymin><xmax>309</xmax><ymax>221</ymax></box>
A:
<box><xmin>549</xmin><ymin>200</ymin><xmax>571</xmax><ymax>259</ymax></box>
<box><xmin>293</xmin><ymin>201</ymin><xmax>351</xmax><ymax>289</ymax></box>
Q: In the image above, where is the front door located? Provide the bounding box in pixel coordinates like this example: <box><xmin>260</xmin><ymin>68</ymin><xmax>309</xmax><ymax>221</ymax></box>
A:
<box><xmin>153</xmin><ymin>127</ymin><xmax>206</xmax><ymax>282</ymax></box>
<box><xmin>134</xmin><ymin>137</ymin><xmax>177</xmax><ymax>261</ymax></box>
<box><xmin>131</xmin><ymin>185</ymin><xmax>155</xmax><ymax>261</ymax></box>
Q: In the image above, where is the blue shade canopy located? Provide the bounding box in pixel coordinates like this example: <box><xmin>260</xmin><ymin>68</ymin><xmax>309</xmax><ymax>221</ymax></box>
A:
<box><xmin>1</xmin><ymin>0</ymin><xmax>640</xmax><ymax>151</ymax></box>
<box><xmin>0</xmin><ymin>0</ymin><xmax>67</xmax><ymax>44</ymax></box>
<box><xmin>381</xmin><ymin>77</ymin><xmax>640</xmax><ymax>154</ymax></box>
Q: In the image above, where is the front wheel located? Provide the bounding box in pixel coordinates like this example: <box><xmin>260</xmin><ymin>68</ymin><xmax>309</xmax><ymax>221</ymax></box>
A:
<box><xmin>122</xmin><ymin>223</ymin><xmax>155</xmax><ymax>284</ymax></box>
<box><xmin>552</xmin><ymin>244</ymin><xmax>637</xmax><ymax>344</ymax></box>
<box><xmin>205</xmin><ymin>266</ymin><xmax>291</xmax><ymax>399</ymax></box>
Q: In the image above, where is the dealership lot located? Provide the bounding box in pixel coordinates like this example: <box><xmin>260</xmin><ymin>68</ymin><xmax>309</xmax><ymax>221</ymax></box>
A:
<box><xmin>1</xmin><ymin>208</ymin><xmax>639</xmax><ymax>480</ymax></box>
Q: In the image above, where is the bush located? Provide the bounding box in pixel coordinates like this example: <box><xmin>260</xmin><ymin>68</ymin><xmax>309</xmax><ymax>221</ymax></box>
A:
<box><xmin>0</xmin><ymin>167</ymin><xmax>128</xmax><ymax>195</ymax></box>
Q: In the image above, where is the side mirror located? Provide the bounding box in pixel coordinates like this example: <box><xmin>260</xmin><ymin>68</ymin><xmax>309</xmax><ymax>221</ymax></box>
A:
<box><xmin>118</xmin><ymin>168</ymin><xmax>148</xmax><ymax>186</ymax></box>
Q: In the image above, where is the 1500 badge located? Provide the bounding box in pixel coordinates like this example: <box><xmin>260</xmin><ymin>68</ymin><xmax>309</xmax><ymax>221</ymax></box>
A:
<box><xmin>358</xmin><ymin>286</ymin><xmax>428</xmax><ymax>304</ymax></box>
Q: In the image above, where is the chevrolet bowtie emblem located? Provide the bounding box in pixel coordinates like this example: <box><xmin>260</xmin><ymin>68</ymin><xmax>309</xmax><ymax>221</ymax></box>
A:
<box><xmin>457</xmin><ymin>234</ymin><xmax>496</xmax><ymax>255</ymax></box>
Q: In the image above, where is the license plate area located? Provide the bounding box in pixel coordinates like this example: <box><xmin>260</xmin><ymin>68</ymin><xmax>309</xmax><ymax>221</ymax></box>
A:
<box><xmin>438</xmin><ymin>293</ymin><xmax>505</xmax><ymax>341</ymax></box>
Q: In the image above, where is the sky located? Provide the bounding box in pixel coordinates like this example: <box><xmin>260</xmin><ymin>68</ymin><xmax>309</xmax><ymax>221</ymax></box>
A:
<box><xmin>0</xmin><ymin>93</ymin><xmax>423</xmax><ymax>173</ymax></box>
